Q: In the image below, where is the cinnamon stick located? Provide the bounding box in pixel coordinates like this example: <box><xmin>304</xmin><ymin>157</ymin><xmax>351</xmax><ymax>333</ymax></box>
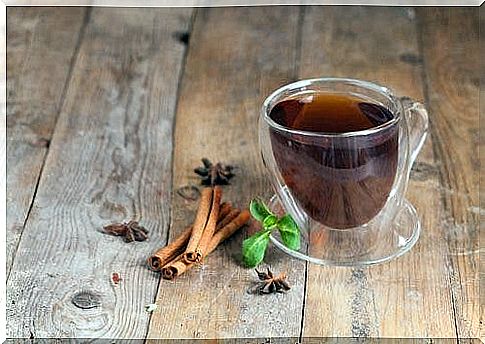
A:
<box><xmin>147</xmin><ymin>226</ymin><xmax>192</xmax><ymax>271</ymax></box>
<box><xmin>160</xmin><ymin>253</ymin><xmax>188</xmax><ymax>280</ymax></box>
<box><xmin>150</xmin><ymin>200</ymin><xmax>231</xmax><ymax>272</ymax></box>
<box><xmin>216</xmin><ymin>208</ymin><xmax>240</xmax><ymax>230</ymax></box>
<box><xmin>218</xmin><ymin>202</ymin><xmax>232</xmax><ymax>221</ymax></box>
<box><xmin>148</xmin><ymin>194</ymin><xmax>229</xmax><ymax>271</ymax></box>
<box><xmin>162</xmin><ymin>259</ymin><xmax>189</xmax><ymax>280</ymax></box>
<box><xmin>194</xmin><ymin>186</ymin><xmax>223</xmax><ymax>260</ymax></box>
<box><xmin>161</xmin><ymin>209</ymin><xmax>250</xmax><ymax>280</ymax></box>
<box><xmin>206</xmin><ymin>209</ymin><xmax>250</xmax><ymax>254</ymax></box>
<box><xmin>183</xmin><ymin>187</ymin><xmax>213</xmax><ymax>263</ymax></box>
<box><xmin>162</xmin><ymin>210</ymin><xmax>250</xmax><ymax>280</ymax></box>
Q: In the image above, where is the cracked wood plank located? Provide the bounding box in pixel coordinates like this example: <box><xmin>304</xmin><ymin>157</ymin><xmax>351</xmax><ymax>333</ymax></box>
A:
<box><xmin>147</xmin><ymin>7</ymin><xmax>306</xmax><ymax>339</ymax></box>
<box><xmin>6</xmin><ymin>8</ymin><xmax>192</xmax><ymax>338</ymax></box>
<box><xmin>6</xmin><ymin>7</ymin><xmax>86</xmax><ymax>276</ymax></box>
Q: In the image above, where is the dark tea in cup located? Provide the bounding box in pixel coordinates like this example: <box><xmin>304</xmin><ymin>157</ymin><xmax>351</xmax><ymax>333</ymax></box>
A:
<box><xmin>269</xmin><ymin>92</ymin><xmax>399</xmax><ymax>229</ymax></box>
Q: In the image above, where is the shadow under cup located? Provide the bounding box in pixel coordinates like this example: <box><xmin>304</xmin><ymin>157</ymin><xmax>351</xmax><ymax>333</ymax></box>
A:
<box><xmin>269</xmin><ymin>114</ymin><xmax>399</xmax><ymax>230</ymax></box>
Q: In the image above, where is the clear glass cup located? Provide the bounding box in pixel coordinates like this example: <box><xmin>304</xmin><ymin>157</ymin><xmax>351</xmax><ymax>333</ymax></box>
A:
<box><xmin>259</xmin><ymin>78</ymin><xmax>428</xmax><ymax>266</ymax></box>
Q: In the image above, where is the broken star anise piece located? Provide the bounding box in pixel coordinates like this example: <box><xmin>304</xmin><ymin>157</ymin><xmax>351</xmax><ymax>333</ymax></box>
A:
<box><xmin>194</xmin><ymin>158</ymin><xmax>235</xmax><ymax>186</ymax></box>
<box><xmin>253</xmin><ymin>268</ymin><xmax>291</xmax><ymax>294</ymax></box>
<box><xmin>102</xmin><ymin>220</ymin><xmax>149</xmax><ymax>243</ymax></box>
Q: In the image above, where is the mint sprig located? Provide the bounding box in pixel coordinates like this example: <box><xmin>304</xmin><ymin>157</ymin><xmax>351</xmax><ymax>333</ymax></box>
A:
<box><xmin>242</xmin><ymin>198</ymin><xmax>300</xmax><ymax>267</ymax></box>
<box><xmin>276</xmin><ymin>214</ymin><xmax>300</xmax><ymax>250</ymax></box>
<box><xmin>241</xmin><ymin>229</ymin><xmax>271</xmax><ymax>268</ymax></box>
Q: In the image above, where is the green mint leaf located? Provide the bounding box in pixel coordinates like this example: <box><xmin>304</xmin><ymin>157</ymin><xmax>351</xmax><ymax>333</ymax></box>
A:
<box><xmin>262</xmin><ymin>214</ymin><xmax>278</xmax><ymax>230</ymax></box>
<box><xmin>249</xmin><ymin>198</ymin><xmax>273</xmax><ymax>222</ymax></box>
<box><xmin>242</xmin><ymin>230</ymin><xmax>271</xmax><ymax>267</ymax></box>
<box><xmin>277</xmin><ymin>214</ymin><xmax>300</xmax><ymax>251</ymax></box>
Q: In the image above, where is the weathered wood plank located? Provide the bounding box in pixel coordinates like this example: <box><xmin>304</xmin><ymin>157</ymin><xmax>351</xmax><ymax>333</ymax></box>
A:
<box><xmin>418</xmin><ymin>7</ymin><xmax>480</xmax><ymax>339</ymax></box>
<box><xmin>299</xmin><ymin>7</ymin><xmax>456</xmax><ymax>337</ymax></box>
<box><xmin>479</xmin><ymin>6</ymin><xmax>485</xmax><ymax>342</ymax></box>
<box><xmin>147</xmin><ymin>7</ymin><xmax>306</xmax><ymax>339</ymax></box>
<box><xmin>6</xmin><ymin>7</ymin><xmax>86</xmax><ymax>276</ymax></box>
<box><xmin>6</xmin><ymin>8</ymin><xmax>192</xmax><ymax>338</ymax></box>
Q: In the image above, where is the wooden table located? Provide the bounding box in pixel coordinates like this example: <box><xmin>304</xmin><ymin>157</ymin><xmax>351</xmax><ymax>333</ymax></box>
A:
<box><xmin>6</xmin><ymin>6</ymin><xmax>481</xmax><ymax>341</ymax></box>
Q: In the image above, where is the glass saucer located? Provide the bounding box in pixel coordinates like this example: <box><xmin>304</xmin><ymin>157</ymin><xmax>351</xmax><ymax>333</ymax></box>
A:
<box><xmin>267</xmin><ymin>192</ymin><xmax>421</xmax><ymax>267</ymax></box>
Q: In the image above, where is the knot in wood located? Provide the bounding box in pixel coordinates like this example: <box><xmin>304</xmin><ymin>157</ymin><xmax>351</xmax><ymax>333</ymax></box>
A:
<box><xmin>71</xmin><ymin>291</ymin><xmax>100</xmax><ymax>309</ymax></box>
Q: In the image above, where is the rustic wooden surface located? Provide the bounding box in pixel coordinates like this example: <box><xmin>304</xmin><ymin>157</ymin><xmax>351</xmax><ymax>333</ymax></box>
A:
<box><xmin>6</xmin><ymin>6</ymin><xmax>480</xmax><ymax>341</ymax></box>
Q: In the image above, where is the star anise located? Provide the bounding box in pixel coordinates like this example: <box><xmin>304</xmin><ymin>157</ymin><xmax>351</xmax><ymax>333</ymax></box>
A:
<box><xmin>252</xmin><ymin>268</ymin><xmax>291</xmax><ymax>294</ymax></box>
<box><xmin>102</xmin><ymin>220</ymin><xmax>149</xmax><ymax>242</ymax></box>
<box><xmin>194</xmin><ymin>158</ymin><xmax>235</xmax><ymax>186</ymax></box>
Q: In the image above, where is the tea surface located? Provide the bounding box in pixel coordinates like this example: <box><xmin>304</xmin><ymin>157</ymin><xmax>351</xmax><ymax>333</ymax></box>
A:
<box><xmin>269</xmin><ymin>92</ymin><xmax>394</xmax><ymax>133</ymax></box>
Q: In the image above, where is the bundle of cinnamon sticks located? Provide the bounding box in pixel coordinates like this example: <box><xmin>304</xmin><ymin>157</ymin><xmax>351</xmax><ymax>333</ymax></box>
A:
<box><xmin>147</xmin><ymin>186</ymin><xmax>250</xmax><ymax>280</ymax></box>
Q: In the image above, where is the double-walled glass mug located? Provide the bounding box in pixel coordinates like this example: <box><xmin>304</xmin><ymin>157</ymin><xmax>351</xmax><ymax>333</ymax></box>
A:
<box><xmin>259</xmin><ymin>78</ymin><xmax>428</xmax><ymax>266</ymax></box>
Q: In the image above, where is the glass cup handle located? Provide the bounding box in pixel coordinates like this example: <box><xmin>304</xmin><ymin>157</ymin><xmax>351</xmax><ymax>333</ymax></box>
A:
<box><xmin>401</xmin><ymin>97</ymin><xmax>429</xmax><ymax>167</ymax></box>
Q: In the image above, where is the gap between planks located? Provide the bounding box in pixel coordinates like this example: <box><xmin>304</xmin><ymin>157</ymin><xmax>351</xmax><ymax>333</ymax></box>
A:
<box><xmin>295</xmin><ymin>6</ymin><xmax>308</xmax><ymax>344</ymax></box>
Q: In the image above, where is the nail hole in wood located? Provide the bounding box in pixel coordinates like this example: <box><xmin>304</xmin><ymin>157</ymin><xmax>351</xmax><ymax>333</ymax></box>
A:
<box><xmin>173</xmin><ymin>31</ymin><xmax>190</xmax><ymax>45</ymax></box>
<box><xmin>400</xmin><ymin>53</ymin><xmax>422</xmax><ymax>65</ymax></box>
<box><xmin>31</xmin><ymin>137</ymin><xmax>50</xmax><ymax>148</ymax></box>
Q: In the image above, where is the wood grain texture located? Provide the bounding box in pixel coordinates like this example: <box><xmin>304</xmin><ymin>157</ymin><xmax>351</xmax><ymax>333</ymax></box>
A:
<box><xmin>418</xmin><ymin>7</ymin><xmax>480</xmax><ymax>339</ymax></box>
<box><xmin>6</xmin><ymin>8</ymin><xmax>192</xmax><ymax>338</ymax></box>
<box><xmin>147</xmin><ymin>7</ymin><xmax>306</xmax><ymax>339</ymax></box>
<box><xmin>6</xmin><ymin>7</ymin><xmax>86</xmax><ymax>276</ymax></box>
<box><xmin>299</xmin><ymin>7</ymin><xmax>456</xmax><ymax>337</ymax></box>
